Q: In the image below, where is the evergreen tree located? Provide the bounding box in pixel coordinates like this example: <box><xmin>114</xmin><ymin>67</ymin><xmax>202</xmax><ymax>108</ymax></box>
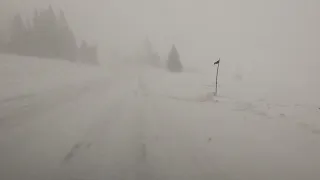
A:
<box><xmin>167</xmin><ymin>44</ymin><xmax>183</xmax><ymax>72</ymax></box>
<box><xmin>28</xmin><ymin>9</ymin><xmax>40</xmax><ymax>57</ymax></box>
<box><xmin>79</xmin><ymin>40</ymin><xmax>88</xmax><ymax>63</ymax></box>
<box><xmin>57</xmin><ymin>10</ymin><xmax>77</xmax><ymax>61</ymax></box>
<box><xmin>9</xmin><ymin>14</ymin><xmax>27</xmax><ymax>54</ymax></box>
<box><xmin>58</xmin><ymin>10</ymin><xmax>68</xmax><ymax>28</ymax></box>
<box><xmin>64</xmin><ymin>28</ymin><xmax>77</xmax><ymax>61</ymax></box>
<box><xmin>4</xmin><ymin>6</ymin><xmax>92</xmax><ymax>63</ymax></box>
<box><xmin>33</xmin><ymin>9</ymin><xmax>39</xmax><ymax>30</ymax></box>
<box><xmin>45</xmin><ymin>5</ymin><xmax>59</xmax><ymax>58</ymax></box>
<box><xmin>24</xmin><ymin>18</ymin><xmax>34</xmax><ymax>56</ymax></box>
<box><xmin>11</xmin><ymin>14</ymin><xmax>26</xmax><ymax>40</ymax></box>
<box><xmin>78</xmin><ymin>40</ymin><xmax>99</xmax><ymax>65</ymax></box>
<box><xmin>144</xmin><ymin>37</ymin><xmax>153</xmax><ymax>57</ymax></box>
<box><xmin>0</xmin><ymin>30</ymin><xmax>6</xmax><ymax>53</ymax></box>
<box><xmin>25</xmin><ymin>19</ymin><xmax>32</xmax><ymax>31</ymax></box>
<box><xmin>47</xmin><ymin>5</ymin><xmax>56</xmax><ymax>23</ymax></box>
<box><xmin>90</xmin><ymin>45</ymin><xmax>99</xmax><ymax>65</ymax></box>
<box><xmin>143</xmin><ymin>37</ymin><xmax>161</xmax><ymax>67</ymax></box>
<box><xmin>32</xmin><ymin>5</ymin><xmax>59</xmax><ymax>58</ymax></box>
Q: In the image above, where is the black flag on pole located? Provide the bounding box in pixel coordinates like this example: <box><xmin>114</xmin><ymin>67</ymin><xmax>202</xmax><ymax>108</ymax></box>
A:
<box><xmin>213</xmin><ymin>58</ymin><xmax>221</xmax><ymax>96</ymax></box>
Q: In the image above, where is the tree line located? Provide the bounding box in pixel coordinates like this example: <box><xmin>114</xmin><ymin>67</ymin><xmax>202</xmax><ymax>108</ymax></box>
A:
<box><xmin>143</xmin><ymin>38</ymin><xmax>183</xmax><ymax>72</ymax></box>
<box><xmin>0</xmin><ymin>5</ymin><xmax>184</xmax><ymax>71</ymax></box>
<box><xmin>0</xmin><ymin>5</ymin><xmax>98</xmax><ymax>65</ymax></box>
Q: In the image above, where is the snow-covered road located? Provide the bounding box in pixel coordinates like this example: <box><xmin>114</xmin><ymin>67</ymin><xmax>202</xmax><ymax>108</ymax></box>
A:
<box><xmin>1</xmin><ymin>56</ymin><xmax>320</xmax><ymax>180</ymax></box>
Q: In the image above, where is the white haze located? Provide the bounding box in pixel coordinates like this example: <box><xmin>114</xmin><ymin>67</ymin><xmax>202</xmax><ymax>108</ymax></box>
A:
<box><xmin>2</xmin><ymin>0</ymin><xmax>320</xmax><ymax>72</ymax></box>
<box><xmin>1</xmin><ymin>1</ymin><xmax>320</xmax><ymax>180</ymax></box>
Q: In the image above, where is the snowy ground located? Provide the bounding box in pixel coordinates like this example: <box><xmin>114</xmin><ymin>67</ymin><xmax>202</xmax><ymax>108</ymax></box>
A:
<box><xmin>1</xmin><ymin>54</ymin><xmax>320</xmax><ymax>180</ymax></box>
<box><xmin>143</xmin><ymin>68</ymin><xmax>320</xmax><ymax>180</ymax></box>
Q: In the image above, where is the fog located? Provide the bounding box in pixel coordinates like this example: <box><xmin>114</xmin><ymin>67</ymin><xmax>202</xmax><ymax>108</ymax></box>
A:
<box><xmin>2</xmin><ymin>0</ymin><xmax>320</xmax><ymax>72</ymax></box>
<box><xmin>1</xmin><ymin>1</ymin><xmax>320</xmax><ymax>180</ymax></box>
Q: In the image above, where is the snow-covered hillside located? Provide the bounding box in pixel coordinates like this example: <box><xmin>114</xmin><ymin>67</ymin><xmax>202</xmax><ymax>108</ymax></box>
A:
<box><xmin>141</xmin><ymin>66</ymin><xmax>320</xmax><ymax>180</ymax></box>
<box><xmin>0</xmin><ymin>54</ymin><xmax>108</xmax><ymax>102</ymax></box>
<box><xmin>1</xmin><ymin>54</ymin><xmax>320</xmax><ymax>180</ymax></box>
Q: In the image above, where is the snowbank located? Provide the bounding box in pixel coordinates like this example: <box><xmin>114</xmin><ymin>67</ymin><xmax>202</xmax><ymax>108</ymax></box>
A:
<box><xmin>0</xmin><ymin>54</ymin><xmax>108</xmax><ymax>102</ymax></box>
<box><xmin>143</xmin><ymin>65</ymin><xmax>320</xmax><ymax>131</ymax></box>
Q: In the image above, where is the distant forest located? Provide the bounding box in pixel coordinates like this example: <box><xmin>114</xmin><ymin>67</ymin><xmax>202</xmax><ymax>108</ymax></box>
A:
<box><xmin>0</xmin><ymin>5</ymin><xmax>98</xmax><ymax>65</ymax></box>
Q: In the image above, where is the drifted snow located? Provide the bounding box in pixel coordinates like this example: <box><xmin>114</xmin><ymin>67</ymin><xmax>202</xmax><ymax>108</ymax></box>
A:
<box><xmin>0</xmin><ymin>54</ymin><xmax>320</xmax><ymax>180</ymax></box>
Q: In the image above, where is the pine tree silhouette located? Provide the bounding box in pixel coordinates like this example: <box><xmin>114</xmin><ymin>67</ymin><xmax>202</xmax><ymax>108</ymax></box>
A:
<box><xmin>167</xmin><ymin>44</ymin><xmax>183</xmax><ymax>72</ymax></box>
<box><xmin>9</xmin><ymin>14</ymin><xmax>27</xmax><ymax>55</ymax></box>
<box><xmin>4</xmin><ymin>6</ymin><xmax>97</xmax><ymax>64</ymax></box>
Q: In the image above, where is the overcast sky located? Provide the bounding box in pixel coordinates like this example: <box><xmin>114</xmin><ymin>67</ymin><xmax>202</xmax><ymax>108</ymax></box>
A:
<box><xmin>1</xmin><ymin>0</ymin><xmax>320</xmax><ymax>85</ymax></box>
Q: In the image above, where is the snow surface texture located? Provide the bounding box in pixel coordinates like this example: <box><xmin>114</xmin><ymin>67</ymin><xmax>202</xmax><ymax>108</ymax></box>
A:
<box><xmin>0</xmin><ymin>54</ymin><xmax>320</xmax><ymax>180</ymax></box>
<box><xmin>0</xmin><ymin>54</ymin><xmax>109</xmax><ymax>102</ymax></box>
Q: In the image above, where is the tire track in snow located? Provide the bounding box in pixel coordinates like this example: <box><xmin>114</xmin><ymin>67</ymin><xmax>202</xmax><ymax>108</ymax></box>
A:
<box><xmin>55</xmin><ymin>75</ymin><xmax>151</xmax><ymax>180</ymax></box>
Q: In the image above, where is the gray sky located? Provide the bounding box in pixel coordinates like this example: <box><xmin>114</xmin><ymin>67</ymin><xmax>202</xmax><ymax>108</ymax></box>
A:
<box><xmin>1</xmin><ymin>0</ymin><xmax>320</xmax><ymax>84</ymax></box>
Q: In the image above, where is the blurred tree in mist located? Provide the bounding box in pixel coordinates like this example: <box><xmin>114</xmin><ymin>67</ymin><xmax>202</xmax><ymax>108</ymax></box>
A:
<box><xmin>8</xmin><ymin>14</ymin><xmax>27</xmax><ymax>55</ymax></box>
<box><xmin>79</xmin><ymin>40</ymin><xmax>99</xmax><ymax>65</ymax></box>
<box><xmin>167</xmin><ymin>44</ymin><xmax>183</xmax><ymax>72</ymax></box>
<box><xmin>144</xmin><ymin>37</ymin><xmax>153</xmax><ymax>57</ymax></box>
<box><xmin>142</xmin><ymin>37</ymin><xmax>161</xmax><ymax>67</ymax></box>
<box><xmin>57</xmin><ymin>10</ymin><xmax>77</xmax><ymax>62</ymax></box>
<box><xmin>2</xmin><ymin>5</ymin><xmax>98</xmax><ymax>65</ymax></box>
